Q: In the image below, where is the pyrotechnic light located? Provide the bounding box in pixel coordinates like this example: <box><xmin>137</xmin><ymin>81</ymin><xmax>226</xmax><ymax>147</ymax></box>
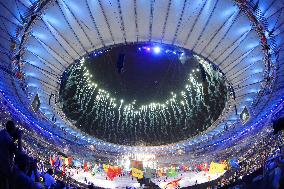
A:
<box><xmin>153</xmin><ymin>46</ymin><xmax>161</xmax><ymax>54</ymax></box>
<box><xmin>59</xmin><ymin>52</ymin><xmax>228</xmax><ymax>146</ymax></box>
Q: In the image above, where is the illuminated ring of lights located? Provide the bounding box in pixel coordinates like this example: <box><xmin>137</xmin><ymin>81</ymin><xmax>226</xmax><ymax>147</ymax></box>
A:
<box><xmin>59</xmin><ymin>45</ymin><xmax>229</xmax><ymax>146</ymax></box>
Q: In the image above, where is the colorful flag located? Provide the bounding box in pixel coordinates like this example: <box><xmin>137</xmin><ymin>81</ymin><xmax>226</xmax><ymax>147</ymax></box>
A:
<box><xmin>84</xmin><ymin>161</ymin><xmax>89</xmax><ymax>172</ymax></box>
<box><xmin>50</xmin><ymin>155</ymin><xmax>55</xmax><ymax>166</ymax></box>
<box><xmin>103</xmin><ymin>164</ymin><xmax>109</xmax><ymax>172</ymax></box>
<box><xmin>209</xmin><ymin>162</ymin><xmax>226</xmax><ymax>174</ymax></box>
<box><xmin>167</xmin><ymin>167</ymin><xmax>177</xmax><ymax>177</ymax></box>
<box><xmin>64</xmin><ymin>158</ymin><xmax>69</xmax><ymax>166</ymax></box>
<box><xmin>157</xmin><ymin>169</ymin><xmax>163</xmax><ymax>177</ymax></box>
<box><xmin>131</xmin><ymin>160</ymin><xmax>143</xmax><ymax>170</ymax></box>
<box><xmin>131</xmin><ymin>168</ymin><xmax>143</xmax><ymax>179</ymax></box>
<box><xmin>68</xmin><ymin>157</ymin><xmax>73</xmax><ymax>166</ymax></box>
<box><xmin>91</xmin><ymin>164</ymin><xmax>98</xmax><ymax>176</ymax></box>
<box><xmin>106</xmin><ymin>165</ymin><xmax>122</xmax><ymax>180</ymax></box>
<box><xmin>164</xmin><ymin>178</ymin><xmax>181</xmax><ymax>189</ymax></box>
<box><xmin>107</xmin><ymin>166</ymin><xmax>116</xmax><ymax>180</ymax></box>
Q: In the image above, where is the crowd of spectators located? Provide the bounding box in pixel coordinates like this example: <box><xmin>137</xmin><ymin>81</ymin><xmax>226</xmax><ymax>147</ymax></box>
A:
<box><xmin>0</xmin><ymin>115</ymin><xmax>283</xmax><ymax>189</ymax></box>
<box><xmin>0</xmin><ymin>120</ymin><xmax>92</xmax><ymax>189</ymax></box>
<box><xmin>218</xmin><ymin>145</ymin><xmax>284</xmax><ymax>189</ymax></box>
<box><xmin>0</xmin><ymin>120</ymin><xmax>39</xmax><ymax>189</ymax></box>
<box><xmin>196</xmin><ymin>130</ymin><xmax>284</xmax><ymax>189</ymax></box>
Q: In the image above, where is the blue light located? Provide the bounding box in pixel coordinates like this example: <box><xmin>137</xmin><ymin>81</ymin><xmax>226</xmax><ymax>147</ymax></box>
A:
<box><xmin>153</xmin><ymin>46</ymin><xmax>161</xmax><ymax>54</ymax></box>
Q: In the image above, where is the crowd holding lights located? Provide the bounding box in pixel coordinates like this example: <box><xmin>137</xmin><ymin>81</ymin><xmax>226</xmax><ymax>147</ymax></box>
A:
<box><xmin>59</xmin><ymin>51</ymin><xmax>228</xmax><ymax>146</ymax></box>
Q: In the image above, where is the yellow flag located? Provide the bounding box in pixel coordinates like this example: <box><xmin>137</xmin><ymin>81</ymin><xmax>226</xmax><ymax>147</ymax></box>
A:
<box><xmin>209</xmin><ymin>162</ymin><xmax>225</xmax><ymax>174</ymax></box>
<box><xmin>103</xmin><ymin>164</ymin><xmax>109</xmax><ymax>172</ymax></box>
<box><xmin>157</xmin><ymin>169</ymin><xmax>163</xmax><ymax>177</ymax></box>
<box><xmin>132</xmin><ymin>168</ymin><xmax>143</xmax><ymax>179</ymax></box>
<box><xmin>64</xmin><ymin>158</ymin><xmax>69</xmax><ymax>166</ymax></box>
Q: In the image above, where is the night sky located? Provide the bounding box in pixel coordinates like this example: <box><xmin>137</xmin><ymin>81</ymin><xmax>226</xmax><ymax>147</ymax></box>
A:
<box><xmin>59</xmin><ymin>44</ymin><xmax>228</xmax><ymax>146</ymax></box>
<box><xmin>85</xmin><ymin>44</ymin><xmax>195</xmax><ymax>105</ymax></box>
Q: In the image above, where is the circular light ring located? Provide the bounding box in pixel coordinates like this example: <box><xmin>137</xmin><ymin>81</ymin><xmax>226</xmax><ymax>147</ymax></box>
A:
<box><xmin>59</xmin><ymin>47</ymin><xmax>228</xmax><ymax>146</ymax></box>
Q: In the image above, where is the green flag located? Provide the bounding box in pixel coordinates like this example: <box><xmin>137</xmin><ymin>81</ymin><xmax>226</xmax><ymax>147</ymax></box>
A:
<box><xmin>167</xmin><ymin>167</ymin><xmax>177</xmax><ymax>177</ymax></box>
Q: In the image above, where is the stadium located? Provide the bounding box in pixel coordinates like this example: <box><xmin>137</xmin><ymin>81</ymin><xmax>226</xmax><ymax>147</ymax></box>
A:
<box><xmin>0</xmin><ymin>0</ymin><xmax>283</xmax><ymax>188</ymax></box>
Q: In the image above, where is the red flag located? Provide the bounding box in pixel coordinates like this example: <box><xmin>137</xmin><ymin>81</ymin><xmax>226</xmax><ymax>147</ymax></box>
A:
<box><xmin>68</xmin><ymin>157</ymin><xmax>73</xmax><ymax>166</ymax></box>
<box><xmin>84</xmin><ymin>162</ymin><xmax>88</xmax><ymax>172</ymax></box>
<box><xmin>107</xmin><ymin>166</ymin><xmax>121</xmax><ymax>180</ymax></box>
<box><xmin>50</xmin><ymin>155</ymin><xmax>55</xmax><ymax>166</ymax></box>
<box><xmin>116</xmin><ymin>167</ymin><xmax>122</xmax><ymax>175</ymax></box>
<box><xmin>107</xmin><ymin>167</ymin><xmax>116</xmax><ymax>180</ymax></box>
